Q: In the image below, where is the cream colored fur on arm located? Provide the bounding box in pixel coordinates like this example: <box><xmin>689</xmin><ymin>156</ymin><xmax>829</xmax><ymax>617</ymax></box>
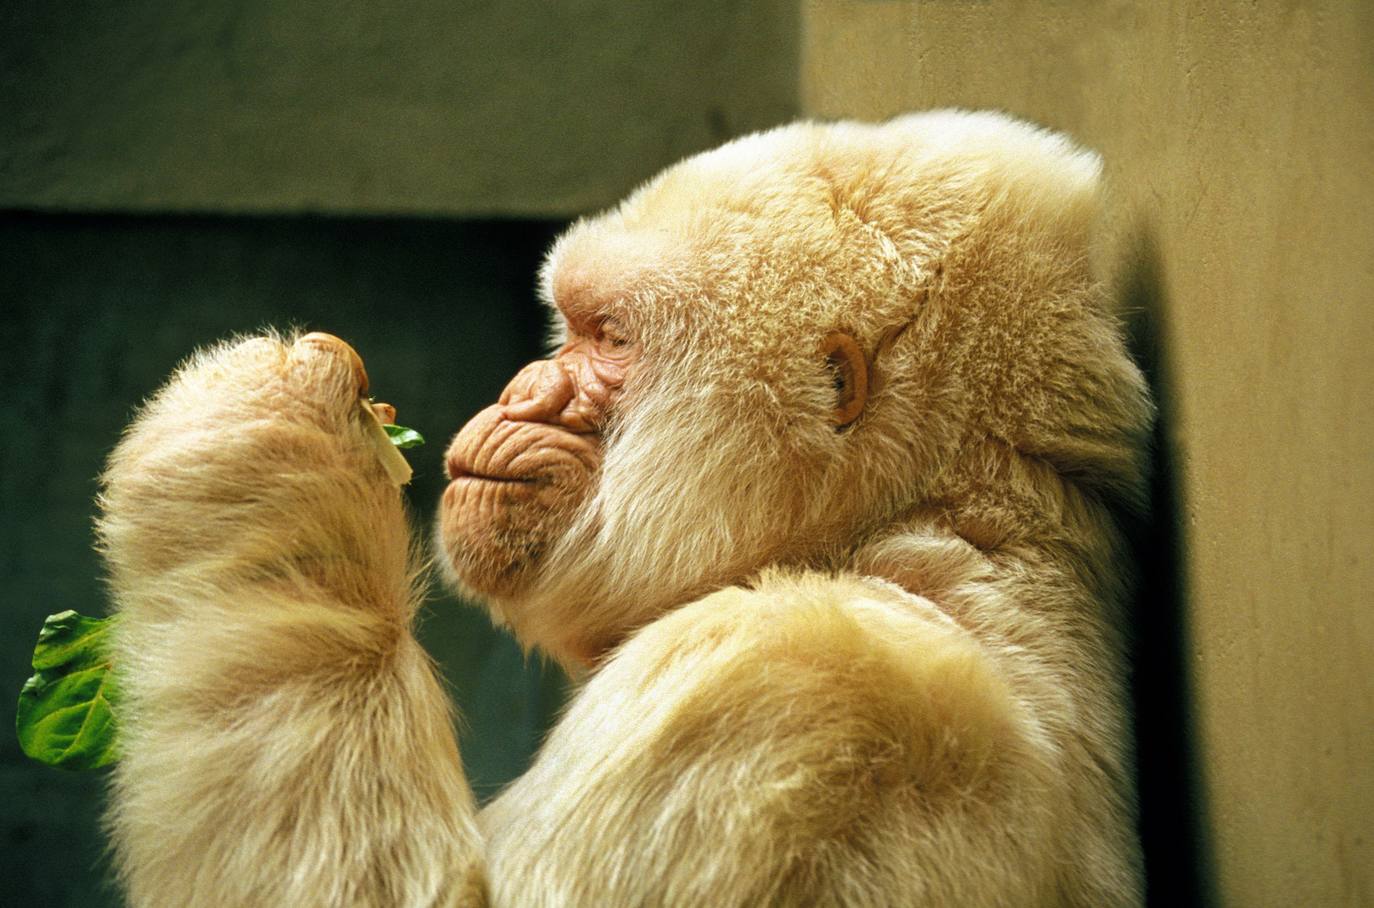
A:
<box><xmin>98</xmin><ymin>335</ymin><xmax>485</xmax><ymax>907</ymax></box>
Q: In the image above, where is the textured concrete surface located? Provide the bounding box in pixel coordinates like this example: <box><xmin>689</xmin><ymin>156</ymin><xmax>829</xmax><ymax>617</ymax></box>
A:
<box><xmin>802</xmin><ymin>2</ymin><xmax>1373</xmax><ymax>906</ymax></box>
<box><xmin>0</xmin><ymin>0</ymin><xmax>798</xmax><ymax>216</ymax></box>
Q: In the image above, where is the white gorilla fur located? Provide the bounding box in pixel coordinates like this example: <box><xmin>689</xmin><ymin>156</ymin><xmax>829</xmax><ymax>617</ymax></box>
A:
<box><xmin>100</xmin><ymin>110</ymin><xmax>1150</xmax><ymax>906</ymax></box>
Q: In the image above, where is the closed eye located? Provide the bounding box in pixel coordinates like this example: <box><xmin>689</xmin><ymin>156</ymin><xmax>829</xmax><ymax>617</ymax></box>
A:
<box><xmin>597</xmin><ymin>317</ymin><xmax>633</xmax><ymax>350</ymax></box>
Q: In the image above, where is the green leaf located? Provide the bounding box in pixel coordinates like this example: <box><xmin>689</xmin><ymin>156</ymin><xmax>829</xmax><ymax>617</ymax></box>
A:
<box><xmin>16</xmin><ymin>610</ymin><xmax>120</xmax><ymax>771</ymax></box>
<box><xmin>384</xmin><ymin>423</ymin><xmax>425</xmax><ymax>449</ymax></box>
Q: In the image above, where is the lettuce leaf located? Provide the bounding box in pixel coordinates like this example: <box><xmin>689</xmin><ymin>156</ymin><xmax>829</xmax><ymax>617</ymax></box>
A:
<box><xmin>384</xmin><ymin>424</ymin><xmax>425</xmax><ymax>449</ymax></box>
<box><xmin>16</xmin><ymin>610</ymin><xmax>120</xmax><ymax>771</ymax></box>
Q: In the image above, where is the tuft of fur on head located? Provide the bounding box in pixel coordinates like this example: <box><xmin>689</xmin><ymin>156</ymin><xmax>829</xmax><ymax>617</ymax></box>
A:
<box><xmin>467</xmin><ymin>111</ymin><xmax>1151</xmax><ymax>666</ymax></box>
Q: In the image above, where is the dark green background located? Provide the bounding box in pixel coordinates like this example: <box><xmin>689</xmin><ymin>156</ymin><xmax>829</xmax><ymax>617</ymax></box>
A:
<box><xmin>0</xmin><ymin>213</ymin><xmax>570</xmax><ymax>906</ymax></box>
<box><xmin>0</xmin><ymin>0</ymin><xmax>800</xmax><ymax>899</ymax></box>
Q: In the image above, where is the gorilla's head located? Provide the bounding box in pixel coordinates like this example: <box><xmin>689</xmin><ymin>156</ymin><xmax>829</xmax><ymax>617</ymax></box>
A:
<box><xmin>438</xmin><ymin>111</ymin><xmax>1151</xmax><ymax>668</ymax></box>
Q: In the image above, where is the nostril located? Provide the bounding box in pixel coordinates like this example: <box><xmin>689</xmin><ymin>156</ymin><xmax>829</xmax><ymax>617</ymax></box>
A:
<box><xmin>502</xmin><ymin>359</ymin><xmax>576</xmax><ymax>424</ymax></box>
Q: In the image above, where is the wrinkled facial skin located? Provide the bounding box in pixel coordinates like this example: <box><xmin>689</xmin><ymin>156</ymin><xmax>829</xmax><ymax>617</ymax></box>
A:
<box><xmin>439</xmin><ymin>317</ymin><xmax>637</xmax><ymax>599</ymax></box>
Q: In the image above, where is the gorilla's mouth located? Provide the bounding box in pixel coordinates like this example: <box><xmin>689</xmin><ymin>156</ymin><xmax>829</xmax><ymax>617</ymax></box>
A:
<box><xmin>437</xmin><ymin>405</ymin><xmax>599</xmax><ymax>595</ymax></box>
<box><xmin>446</xmin><ymin>467</ymin><xmax>535</xmax><ymax>486</ymax></box>
<box><xmin>443</xmin><ymin>409</ymin><xmax>599</xmax><ymax>488</ymax></box>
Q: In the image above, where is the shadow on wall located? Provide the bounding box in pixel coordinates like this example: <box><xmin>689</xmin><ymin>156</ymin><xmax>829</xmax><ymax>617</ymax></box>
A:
<box><xmin>1118</xmin><ymin>228</ymin><xmax>1218</xmax><ymax>908</ymax></box>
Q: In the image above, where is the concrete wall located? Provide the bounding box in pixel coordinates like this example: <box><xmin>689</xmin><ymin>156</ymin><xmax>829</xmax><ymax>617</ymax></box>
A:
<box><xmin>802</xmin><ymin>2</ymin><xmax>1373</xmax><ymax>906</ymax></box>
<box><xmin>1</xmin><ymin>0</ymin><xmax>798</xmax><ymax>216</ymax></box>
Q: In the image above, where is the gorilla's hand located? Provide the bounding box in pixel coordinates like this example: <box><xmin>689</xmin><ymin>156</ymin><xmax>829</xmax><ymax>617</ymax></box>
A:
<box><xmin>97</xmin><ymin>333</ymin><xmax>485</xmax><ymax>907</ymax></box>
<box><xmin>99</xmin><ymin>331</ymin><xmax>415</xmax><ymax>616</ymax></box>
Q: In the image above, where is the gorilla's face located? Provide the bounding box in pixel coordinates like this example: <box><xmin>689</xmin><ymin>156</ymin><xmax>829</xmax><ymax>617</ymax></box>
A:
<box><xmin>438</xmin><ymin>310</ymin><xmax>638</xmax><ymax>602</ymax></box>
<box><xmin>434</xmin><ymin>128</ymin><xmax>891</xmax><ymax>668</ymax></box>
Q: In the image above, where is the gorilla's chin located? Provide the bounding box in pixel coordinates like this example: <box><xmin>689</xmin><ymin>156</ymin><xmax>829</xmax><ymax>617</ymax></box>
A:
<box><xmin>438</xmin><ymin>477</ymin><xmax>556</xmax><ymax>600</ymax></box>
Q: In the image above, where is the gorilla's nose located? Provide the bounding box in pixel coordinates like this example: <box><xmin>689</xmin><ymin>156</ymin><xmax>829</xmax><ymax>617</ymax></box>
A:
<box><xmin>502</xmin><ymin>359</ymin><xmax>576</xmax><ymax>424</ymax></box>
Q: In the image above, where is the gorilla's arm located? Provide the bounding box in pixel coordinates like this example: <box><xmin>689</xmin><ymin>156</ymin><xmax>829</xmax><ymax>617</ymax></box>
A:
<box><xmin>479</xmin><ymin>572</ymin><xmax>1063</xmax><ymax>907</ymax></box>
<box><xmin>98</xmin><ymin>334</ymin><xmax>485</xmax><ymax>907</ymax></box>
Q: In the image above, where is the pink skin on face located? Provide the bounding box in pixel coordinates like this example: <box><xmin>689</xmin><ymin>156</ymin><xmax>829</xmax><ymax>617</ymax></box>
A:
<box><xmin>438</xmin><ymin>308</ymin><xmax>638</xmax><ymax>610</ymax></box>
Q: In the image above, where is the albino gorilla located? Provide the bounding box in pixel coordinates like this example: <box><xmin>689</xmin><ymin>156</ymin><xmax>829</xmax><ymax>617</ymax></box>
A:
<box><xmin>99</xmin><ymin>111</ymin><xmax>1151</xmax><ymax>906</ymax></box>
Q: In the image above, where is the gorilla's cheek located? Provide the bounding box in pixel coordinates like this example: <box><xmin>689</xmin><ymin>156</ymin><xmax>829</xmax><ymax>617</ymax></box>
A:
<box><xmin>439</xmin><ymin>404</ymin><xmax>599</xmax><ymax>597</ymax></box>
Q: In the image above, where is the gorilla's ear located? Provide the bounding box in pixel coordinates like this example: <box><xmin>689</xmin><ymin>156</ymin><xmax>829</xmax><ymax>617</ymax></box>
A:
<box><xmin>820</xmin><ymin>332</ymin><xmax>868</xmax><ymax>428</ymax></box>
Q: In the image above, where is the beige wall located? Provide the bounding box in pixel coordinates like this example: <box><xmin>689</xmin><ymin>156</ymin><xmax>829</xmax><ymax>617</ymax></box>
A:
<box><xmin>0</xmin><ymin>1</ymin><xmax>798</xmax><ymax>217</ymax></box>
<box><xmin>802</xmin><ymin>2</ymin><xmax>1373</xmax><ymax>905</ymax></box>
